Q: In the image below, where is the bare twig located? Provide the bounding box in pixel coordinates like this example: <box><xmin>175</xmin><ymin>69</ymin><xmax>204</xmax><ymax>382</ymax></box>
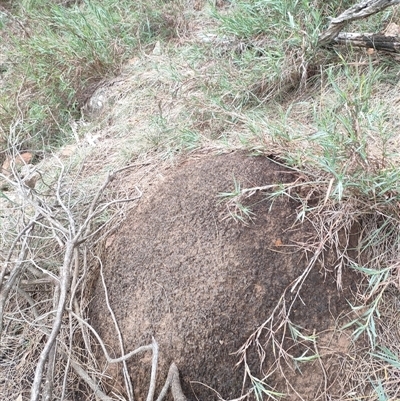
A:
<box><xmin>0</xmin><ymin>217</ymin><xmax>37</xmax><ymax>336</ymax></box>
<box><xmin>30</xmin><ymin>240</ymin><xmax>75</xmax><ymax>401</ymax></box>
<box><xmin>43</xmin><ymin>342</ymin><xmax>57</xmax><ymax>401</ymax></box>
<box><xmin>25</xmin><ymin>163</ymin><xmax>142</xmax><ymax>400</ymax></box>
<box><xmin>13</xmin><ymin>282</ymin><xmax>113</xmax><ymax>401</ymax></box>
<box><xmin>43</xmin><ymin>278</ymin><xmax>61</xmax><ymax>401</ymax></box>
<box><xmin>1</xmin><ymin>146</ymin><xmax>156</xmax><ymax>400</ymax></box>
<box><xmin>99</xmin><ymin>254</ymin><xmax>134</xmax><ymax>401</ymax></box>
<box><xmin>147</xmin><ymin>338</ymin><xmax>159</xmax><ymax>401</ymax></box>
<box><xmin>68</xmin><ymin>309</ymin><xmax>154</xmax><ymax>364</ymax></box>
<box><xmin>156</xmin><ymin>363</ymin><xmax>187</xmax><ymax>401</ymax></box>
<box><xmin>0</xmin><ymin>215</ymin><xmax>38</xmax><ymax>289</ymax></box>
<box><xmin>59</xmin><ymin>349</ymin><xmax>113</xmax><ymax>401</ymax></box>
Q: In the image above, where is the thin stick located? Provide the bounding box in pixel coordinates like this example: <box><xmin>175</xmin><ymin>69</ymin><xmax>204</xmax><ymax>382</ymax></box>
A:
<box><xmin>16</xmin><ymin>290</ymin><xmax>113</xmax><ymax>401</ymax></box>
<box><xmin>77</xmin><ymin>248</ymin><xmax>98</xmax><ymax>364</ymax></box>
<box><xmin>30</xmin><ymin>166</ymin><xmax>142</xmax><ymax>400</ymax></box>
<box><xmin>30</xmin><ymin>240</ymin><xmax>75</xmax><ymax>401</ymax></box>
<box><xmin>170</xmin><ymin>363</ymin><xmax>187</xmax><ymax>401</ymax></box>
<box><xmin>156</xmin><ymin>363</ymin><xmax>187</xmax><ymax>401</ymax></box>
<box><xmin>147</xmin><ymin>337</ymin><xmax>159</xmax><ymax>401</ymax></box>
<box><xmin>0</xmin><ymin>226</ymin><xmax>34</xmax><ymax>337</ymax></box>
<box><xmin>60</xmin><ymin>351</ymin><xmax>113</xmax><ymax>401</ymax></box>
<box><xmin>68</xmin><ymin>309</ymin><xmax>154</xmax><ymax>364</ymax></box>
<box><xmin>43</xmin><ymin>342</ymin><xmax>57</xmax><ymax>401</ymax></box>
<box><xmin>99</xmin><ymin>255</ymin><xmax>134</xmax><ymax>401</ymax></box>
<box><xmin>0</xmin><ymin>214</ymin><xmax>38</xmax><ymax>290</ymax></box>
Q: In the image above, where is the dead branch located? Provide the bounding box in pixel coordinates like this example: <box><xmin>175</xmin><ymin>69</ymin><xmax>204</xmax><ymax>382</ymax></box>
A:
<box><xmin>333</xmin><ymin>32</ymin><xmax>400</xmax><ymax>52</ymax></box>
<box><xmin>12</xmin><ymin>285</ymin><xmax>113</xmax><ymax>401</ymax></box>
<box><xmin>147</xmin><ymin>338</ymin><xmax>159</xmax><ymax>401</ymax></box>
<box><xmin>69</xmin><ymin>309</ymin><xmax>154</xmax><ymax>363</ymax></box>
<box><xmin>1</xmin><ymin>146</ymin><xmax>171</xmax><ymax>401</ymax></box>
<box><xmin>43</xmin><ymin>342</ymin><xmax>56</xmax><ymax>401</ymax></box>
<box><xmin>319</xmin><ymin>0</ymin><xmax>400</xmax><ymax>45</ymax></box>
<box><xmin>69</xmin><ymin>310</ymin><xmax>187</xmax><ymax>401</ymax></box>
<box><xmin>27</xmin><ymin>163</ymin><xmax>143</xmax><ymax>401</ymax></box>
<box><xmin>43</xmin><ymin>284</ymin><xmax>60</xmax><ymax>401</ymax></box>
<box><xmin>99</xmin><ymin>254</ymin><xmax>134</xmax><ymax>401</ymax></box>
<box><xmin>64</xmin><ymin>354</ymin><xmax>113</xmax><ymax>401</ymax></box>
<box><xmin>156</xmin><ymin>363</ymin><xmax>187</xmax><ymax>401</ymax></box>
<box><xmin>0</xmin><ymin>215</ymin><xmax>38</xmax><ymax>287</ymax></box>
<box><xmin>0</xmin><ymin>215</ymin><xmax>38</xmax><ymax>336</ymax></box>
<box><xmin>30</xmin><ymin>240</ymin><xmax>76</xmax><ymax>401</ymax></box>
<box><xmin>71</xmin><ymin>250</ymin><xmax>97</xmax><ymax>372</ymax></box>
<box><xmin>5</xmin><ymin>156</ymin><xmax>143</xmax><ymax>400</ymax></box>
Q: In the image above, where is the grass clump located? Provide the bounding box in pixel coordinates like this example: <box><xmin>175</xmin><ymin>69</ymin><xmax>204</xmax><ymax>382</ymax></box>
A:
<box><xmin>215</xmin><ymin>52</ymin><xmax>400</xmax><ymax>394</ymax></box>
<box><xmin>0</xmin><ymin>0</ymin><xmax>186</xmax><ymax>149</ymax></box>
<box><xmin>214</xmin><ymin>0</ymin><xmax>326</xmax><ymax>42</ymax></box>
<box><xmin>208</xmin><ymin>0</ymin><xmax>331</xmax><ymax>105</ymax></box>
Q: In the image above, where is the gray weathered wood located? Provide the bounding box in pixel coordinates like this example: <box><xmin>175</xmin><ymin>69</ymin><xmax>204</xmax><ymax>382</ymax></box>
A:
<box><xmin>333</xmin><ymin>32</ymin><xmax>400</xmax><ymax>52</ymax></box>
<box><xmin>319</xmin><ymin>0</ymin><xmax>400</xmax><ymax>45</ymax></box>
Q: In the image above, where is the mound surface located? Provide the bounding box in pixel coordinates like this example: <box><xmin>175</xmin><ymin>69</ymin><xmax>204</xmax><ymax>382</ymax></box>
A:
<box><xmin>90</xmin><ymin>152</ymin><xmax>357</xmax><ymax>400</ymax></box>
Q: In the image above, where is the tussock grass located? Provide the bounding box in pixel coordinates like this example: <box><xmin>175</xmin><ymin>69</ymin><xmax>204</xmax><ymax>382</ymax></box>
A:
<box><xmin>217</xmin><ymin>55</ymin><xmax>400</xmax><ymax>398</ymax></box>
<box><xmin>0</xmin><ymin>0</ymin><xmax>188</xmax><ymax>149</ymax></box>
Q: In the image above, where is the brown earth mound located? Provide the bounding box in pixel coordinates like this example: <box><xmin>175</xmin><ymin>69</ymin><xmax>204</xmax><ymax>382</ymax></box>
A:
<box><xmin>90</xmin><ymin>152</ymin><xmax>357</xmax><ymax>400</ymax></box>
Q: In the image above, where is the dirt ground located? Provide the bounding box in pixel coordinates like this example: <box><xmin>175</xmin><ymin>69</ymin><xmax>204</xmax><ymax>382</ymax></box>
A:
<box><xmin>90</xmin><ymin>152</ymin><xmax>359</xmax><ymax>401</ymax></box>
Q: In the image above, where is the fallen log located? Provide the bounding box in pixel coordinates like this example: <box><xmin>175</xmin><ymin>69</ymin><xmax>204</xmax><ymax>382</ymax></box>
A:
<box><xmin>333</xmin><ymin>32</ymin><xmax>400</xmax><ymax>53</ymax></box>
<box><xmin>319</xmin><ymin>0</ymin><xmax>400</xmax><ymax>45</ymax></box>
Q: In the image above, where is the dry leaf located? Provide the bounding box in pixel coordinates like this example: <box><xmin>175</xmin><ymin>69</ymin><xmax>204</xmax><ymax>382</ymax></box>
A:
<box><xmin>1</xmin><ymin>152</ymin><xmax>33</xmax><ymax>176</ymax></box>
<box><xmin>383</xmin><ymin>22</ymin><xmax>400</xmax><ymax>36</ymax></box>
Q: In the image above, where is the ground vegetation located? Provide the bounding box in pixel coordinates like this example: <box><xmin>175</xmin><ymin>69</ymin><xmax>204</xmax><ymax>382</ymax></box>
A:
<box><xmin>1</xmin><ymin>1</ymin><xmax>400</xmax><ymax>400</ymax></box>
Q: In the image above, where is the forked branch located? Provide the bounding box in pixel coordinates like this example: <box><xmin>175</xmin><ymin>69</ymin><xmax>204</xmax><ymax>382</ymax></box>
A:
<box><xmin>319</xmin><ymin>0</ymin><xmax>400</xmax><ymax>46</ymax></box>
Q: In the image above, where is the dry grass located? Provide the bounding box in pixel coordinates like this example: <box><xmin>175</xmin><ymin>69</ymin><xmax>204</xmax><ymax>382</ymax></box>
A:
<box><xmin>0</xmin><ymin>142</ymin><xmax>176</xmax><ymax>400</ymax></box>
